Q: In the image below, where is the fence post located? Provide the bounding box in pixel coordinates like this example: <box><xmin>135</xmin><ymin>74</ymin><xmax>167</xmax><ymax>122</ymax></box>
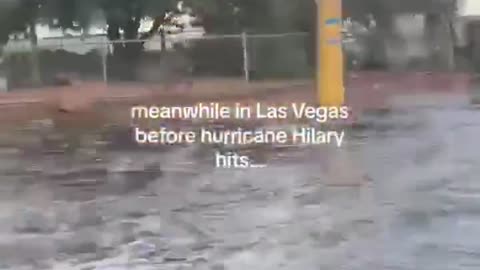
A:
<box><xmin>241</xmin><ymin>31</ymin><xmax>250</xmax><ymax>82</ymax></box>
<box><xmin>102</xmin><ymin>44</ymin><xmax>108</xmax><ymax>83</ymax></box>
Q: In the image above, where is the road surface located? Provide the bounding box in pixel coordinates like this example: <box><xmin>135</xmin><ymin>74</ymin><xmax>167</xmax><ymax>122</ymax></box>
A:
<box><xmin>0</xmin><ymin>95</ymin><xmax>479</xmax><ymax>269</ymax></box>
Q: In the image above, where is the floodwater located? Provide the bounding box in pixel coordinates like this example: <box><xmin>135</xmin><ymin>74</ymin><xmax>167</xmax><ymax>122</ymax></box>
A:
<box><xmin>0</xmin><ymin>103</ymin><xmax>480</xmax><ymax>269</ymax></box>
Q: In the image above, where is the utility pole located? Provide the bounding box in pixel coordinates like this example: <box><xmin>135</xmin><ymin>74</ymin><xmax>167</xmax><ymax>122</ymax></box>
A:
<box><xmin>316</xmin><ymin>0</ymin><xmax>344</xmax><ymax>106</ymax></box>
<box><xmin>317</xmin><ymin>0</ymin><xmax>364</xmax><ymax>187</ymax></box>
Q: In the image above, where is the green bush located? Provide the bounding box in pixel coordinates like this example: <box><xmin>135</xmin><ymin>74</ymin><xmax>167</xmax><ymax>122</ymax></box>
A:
<box><xmin>186</xmin><ymin>38</ymin><xmax>244</xmax><ymax>77</ymax></box>
<box><xmin>248</xmin><ymin>35</ymin><xmax>311</xmax><ymax>80</ymax></box>
<box><xmin>6</xmin><ymin>49</ymin><xmax>103</xmax><ymax>88</ymax></box>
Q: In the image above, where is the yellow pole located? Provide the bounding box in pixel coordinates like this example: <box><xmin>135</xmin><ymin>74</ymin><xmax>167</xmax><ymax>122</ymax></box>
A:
<box><xmin>316</xmin><ymin>0</ymin><xmax>344</xmax><ymax>106</ymax></box>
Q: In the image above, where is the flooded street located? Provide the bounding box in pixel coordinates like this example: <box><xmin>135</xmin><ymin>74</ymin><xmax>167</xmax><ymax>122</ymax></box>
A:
<box><xmin>1</xmin><ymin>104</ymin><xmax>480</xmax><ymax>269</ymax></box>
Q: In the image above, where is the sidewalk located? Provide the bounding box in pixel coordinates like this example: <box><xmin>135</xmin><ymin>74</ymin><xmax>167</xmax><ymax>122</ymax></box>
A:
<box><xmin>0</xmin><ymin>72</ymin><xmax>472</xmax><ymax>132</ymax></box>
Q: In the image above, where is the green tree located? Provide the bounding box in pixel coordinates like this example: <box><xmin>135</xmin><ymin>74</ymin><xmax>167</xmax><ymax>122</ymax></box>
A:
<box><xmin>1</xmin><ymin>0</ymin><xmax>181</xmax><ymax>82</ymax></box>
<box><xmin>183</xmin><ymin>0</ymin><xmax>275</xmax><ymax>33</ymax></box>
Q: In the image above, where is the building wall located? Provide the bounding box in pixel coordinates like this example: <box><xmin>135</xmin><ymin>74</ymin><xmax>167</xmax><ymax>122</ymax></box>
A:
<box><xmin>390</xmin><ymin>14</ymin><xmax>429</xmax><ymax>67</ymax></box>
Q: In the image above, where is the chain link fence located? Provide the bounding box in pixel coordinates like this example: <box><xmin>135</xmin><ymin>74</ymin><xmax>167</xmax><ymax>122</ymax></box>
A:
<box><xmin>1</xmin><ymin>36</ymin><xmax>107</xmax><ymax>90</ymax></box>
<box><xmin>0</xmin><ymin>32</ymin><xmax>314</xmax><ymax>91</ymax></box>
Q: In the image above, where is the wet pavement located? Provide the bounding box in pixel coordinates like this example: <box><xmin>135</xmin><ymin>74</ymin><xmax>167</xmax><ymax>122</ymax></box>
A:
<box><xmin>0</xmin><ymin>102</ymin><xmax>480</xmax><ymax>269</ymax></box>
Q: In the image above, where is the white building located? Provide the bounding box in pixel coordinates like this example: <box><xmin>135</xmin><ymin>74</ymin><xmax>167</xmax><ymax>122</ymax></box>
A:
<box><xmin>3</xmin><ymin>14</ymin><xmax>205</xmax><ymax>55</ymax></box>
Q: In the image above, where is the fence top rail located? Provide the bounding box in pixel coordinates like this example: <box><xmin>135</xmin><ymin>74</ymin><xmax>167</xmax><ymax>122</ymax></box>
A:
<box><xmin>75</xmin><ymin>31</ymin><xmax>309</xmax><ymax>44</ymax></box>
<box><xmin>3</xmin><ymin>31</ymin><xmax>311</xmax><ymax>47</ymax></box>
<box><xmin>1</xmin><ymin>32</ymin><xmax>312</xmax><ymax>52</ymax></box>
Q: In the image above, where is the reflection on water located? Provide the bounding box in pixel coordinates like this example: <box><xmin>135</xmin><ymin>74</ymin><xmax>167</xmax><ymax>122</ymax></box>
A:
<box><xmin>0</xmin><ymin>106</ymin><xmax>479</xmax><ymax>269</ymax></box>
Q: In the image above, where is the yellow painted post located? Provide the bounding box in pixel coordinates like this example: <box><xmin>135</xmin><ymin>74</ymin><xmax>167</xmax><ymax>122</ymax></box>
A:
<box><xmin>317</xmin><ymin>0</ymin><xmax>364</xmax><ymax>187</ymax></box>
<box><xmin>316</xmin><ymin>0</ymin><xmax>344</xmax><ymax>106</ymax></box>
